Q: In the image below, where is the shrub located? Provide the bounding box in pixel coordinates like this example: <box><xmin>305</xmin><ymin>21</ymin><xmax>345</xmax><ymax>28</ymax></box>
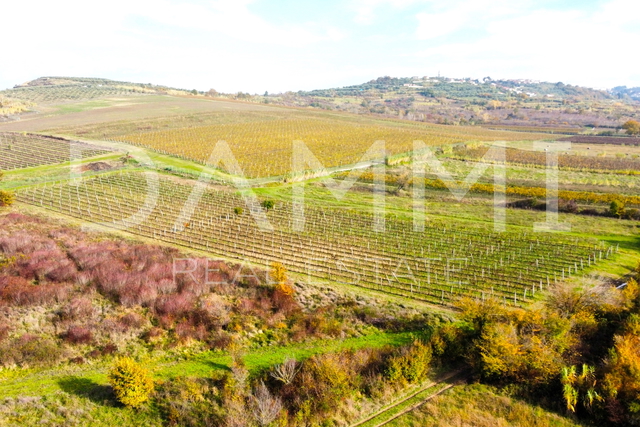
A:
<box><xmin>610</xmin><ymin>200</ymin><xmax>624</xmax><ymax>218</ymax></box>
<box><xmin>156</xmin><ymin>376</ymin><xmax>226</xmax><ymax>427</ymax></box>
<box><xmin>64</xmin><ymin>325</ymin><xmax>93</xmax><ymax>345</ymax></box>
<box><xmin>270</xmin><ymin>262</ymin><xmax>287</xmax><ymax>284</ymax></box>
<box><xmin>108</xmin><ymin>357</ymin><xmax>154</xmax><ymax>408</ymax></box>
<box><xmin>0</xmin><ymin>190</ymin><xmax>14</xmax><ymax>207</ymax></box>
<box><xmin>386</xmin><ymin>340</ymin><xmax>432</xmax><ymax>384</ymax></box>
<box><xmin>0</xmin><ymin>334</ymin><xmax>63</xmax><ymax>367</ymax></box>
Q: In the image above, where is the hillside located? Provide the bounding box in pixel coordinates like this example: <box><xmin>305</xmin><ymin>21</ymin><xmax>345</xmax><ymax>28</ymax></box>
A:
<box><xmin>266</xmin><ymin>76</ymin><xmax>640</xmax><ymax>133</ymax></box>
<box><xmin>0</xmin><ymin>77</ymin><xmax>200</xmax><ymax>119</ymax></box>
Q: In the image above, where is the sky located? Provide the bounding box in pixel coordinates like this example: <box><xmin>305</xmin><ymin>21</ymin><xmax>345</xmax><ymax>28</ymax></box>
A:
<box><xmin>1</xmin><ymin>0</ymin><xmax>638</xmax><ymax>93</ymax></box>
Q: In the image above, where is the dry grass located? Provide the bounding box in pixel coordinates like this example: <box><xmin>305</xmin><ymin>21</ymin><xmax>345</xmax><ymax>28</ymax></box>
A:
<box><xmin>387</xmin><ymin>383</ymin><xmax>587</xmax><ymax>427</ymax></box>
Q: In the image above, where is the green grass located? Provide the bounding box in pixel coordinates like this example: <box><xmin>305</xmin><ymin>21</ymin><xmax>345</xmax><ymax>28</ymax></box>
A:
<box><xmin>0</xmin><ymin>331</ymin><xmax>416</xmax><ymax>399</ymax></box>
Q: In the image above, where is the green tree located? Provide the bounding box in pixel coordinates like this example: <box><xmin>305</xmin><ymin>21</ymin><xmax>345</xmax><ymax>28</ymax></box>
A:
<box><xmin>261</xmin><ymin>200</ymin><xmax>274</xmax><ymax>211</ymax></box>
<box><xmin>108</xmin><ymin>357</ymin><xmax>154</xmax><ymax>408</ymax></box>
<box><xmin>610</xmin><ymin>200</ymin><xmax>624</xmax><ymax>218</ymax></box>
<box><xmin>622</xmin><ymin>120</ymin><xmax>640</xmax><ymax>136</ymax></box>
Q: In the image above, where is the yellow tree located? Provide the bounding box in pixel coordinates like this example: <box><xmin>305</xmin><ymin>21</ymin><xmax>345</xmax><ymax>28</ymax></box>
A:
<box><xmin>271</xmin><ymin>262</ymin><xmax>295</xmax><ymax>310</ymax></box>
<box><xmin>622</xmin><ymin>120</ymin><xmax>640</xmax><ymax>136</ymax></box>
<box><xmin>602</xmin><ymin>321</ymin><xmax>640</xmax><ymax>423</ymax></box>
<box><xmin>108</xmin><ymin>357</ymin><xmax>154</xmax><ymax>408</ymax></box>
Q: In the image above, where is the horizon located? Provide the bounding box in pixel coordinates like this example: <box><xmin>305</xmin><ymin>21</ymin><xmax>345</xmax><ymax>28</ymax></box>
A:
<box><xmin>1</xmin><ymin>0</ymin><xmax>638</xmax><ymax>94</ymax></box>
<box><xmin>5</xmin><ymin>73</ymin><xmax>629</xmax><ymax>95</ymax></box>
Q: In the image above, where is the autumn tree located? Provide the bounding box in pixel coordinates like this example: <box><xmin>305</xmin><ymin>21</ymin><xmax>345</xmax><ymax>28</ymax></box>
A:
<box><xmin>270</xmin><ymin>262</ymin><xmax>288</xmax><ymax>285</ymax></box>
<box><xmin>622</xmin><ymin>120</ymin><xmax>640</xmax><ymax>136</ymax></box>
<box><xmin>271</xmin><ymin>262</ymin><xmax>295</xmax><ymax>311</ymax></box>
<box><xmin>602</xmin><ymin>316</ymin><xmax>640</xmax><ymax>424</ymax></box>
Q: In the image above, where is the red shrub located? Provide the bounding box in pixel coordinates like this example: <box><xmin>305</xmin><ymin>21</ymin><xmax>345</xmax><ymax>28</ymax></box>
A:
<box><xmin>154</xmin><ymin>293</ymin><xmax>195</xmax><ymax>319</ymax></box>
<box><xmin>175</xmin><ymin>318</ymin><xmax>207</xmax><ymax>342</ymax></box>
<box><xmin>45</xmin><ymin>260</ymin><xmax>77</xmax><ymax>283</ymax></box>
<box><xmin>119</xmin><ymin>282</ymin><xmax>158</xmax><ymax>307</ymax></box>
<box><xmin>0</xmin><ymin>323</ymin><xmax>10</xmax><ymax>342</ymax></box>
<box><xmin>64</xmin><ymin>325</ymin><xmax>93</xmax><ymax>344</ymax></box>
<box><xmin>98</xmin><ymin>342</ymin><xmax>118</xmax><ymax>356</ymax></box>
<box><xmin>208</xmin><ymin>330</ymin><xmax>233</xmax><ymax>350</ymax></box>
<box><xmin>60</xmin><ymin>297</ymin><xmax>95</xmax><ymax>321</ymax></box>
<box><xmin>0</xmin><ymin>277</ymin><xmax>70</xmax><ymax>306</ymax></box>
<box><xmin>118</xmin><ymin>312</ymin><xmax>146</xmax><ymax>330</ymax></box>
<box><xmin>154</xmin><ymin>278</ymin><xmax>177</xmax><ymax>295</ymax></box>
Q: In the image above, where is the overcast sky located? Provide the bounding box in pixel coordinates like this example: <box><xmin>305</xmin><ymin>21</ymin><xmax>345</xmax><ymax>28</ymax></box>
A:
<box><xmin>1</xmin><ymin>0</ymin><xmax>638</xmax><ymax>93</ymax></box>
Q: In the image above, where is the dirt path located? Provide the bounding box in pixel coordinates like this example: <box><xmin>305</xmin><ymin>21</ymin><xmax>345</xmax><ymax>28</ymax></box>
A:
<box><xmin>350</xmin><ymin>369</ymin><xmax>467</xmax><ymax>427</ymax></box>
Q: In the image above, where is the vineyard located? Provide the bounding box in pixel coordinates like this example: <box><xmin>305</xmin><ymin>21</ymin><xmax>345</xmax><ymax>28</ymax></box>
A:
<box><xmin>17</xmin><ymin>172</ymin><xmax>607</xmax><ymax>307</ymax></box>
<box><xmin>450</xmin><ymin>145</ymin><xmax>640</xmax><ymax>174</ymax></box>
<box><xmin>115</xmin><ymin>115</ymin><xmax>555</xmax><ymax>178</ymax></box>
<box><xmin>0</xmin><ymin>132</ymin><xmax>112</xmax><ymax>170</ymax></box>
<box><xmin>0</xmin><ymin>85</ymin><xmax>155</xmax><ymax>105</ymax></box>
<box><xmin>0</xmin><ymin>77</ymin><xmax>183</xmax><ymax>105</ymax></box>
<box><xmin>484</xmin><ymin>125</ymin><xmax>582</xmax><ymax>134</ymax></box>
<box><xmin>560</xmin><ymin>135</ymin><xmax>640</xmax><ymax>146</ymax></box>
<box><xmin>336</xmin><ymin>170</ymin><xmax>640</xmax><ymax>207</ymax></box>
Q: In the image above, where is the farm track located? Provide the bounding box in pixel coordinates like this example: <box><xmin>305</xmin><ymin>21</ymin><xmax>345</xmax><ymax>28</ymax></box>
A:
<box><xmin>350</xmin><ymin>369</ymin><xmax>467</xmax><ymax>427</ymax></box>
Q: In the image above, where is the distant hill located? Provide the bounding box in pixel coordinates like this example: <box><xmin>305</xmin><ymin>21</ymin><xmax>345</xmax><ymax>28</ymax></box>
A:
<box><xmin>261</xmin><ymin>75</ymin><xmax>639</xmax><ymax>131</ymax></box>
<box><xmin>0</xmin><ymin>77</ymin><xmax>197</xmax><ymax>107</ymax></box>
<box><xmin>611</xmin><ymin>86</ymin><xmax>640</xmax><ymax>101</ymax></box>
<box><xmin>298</xmin><ymin>76</ymin><xmax>614</xmax><ymax>102</ymax></box>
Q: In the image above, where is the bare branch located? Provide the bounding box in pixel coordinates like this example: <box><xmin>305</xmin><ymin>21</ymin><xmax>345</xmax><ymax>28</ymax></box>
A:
<box><xmin>270</xmin><ymin>356</ymin><xmax>300</xmax><ymax>385</ymax></box>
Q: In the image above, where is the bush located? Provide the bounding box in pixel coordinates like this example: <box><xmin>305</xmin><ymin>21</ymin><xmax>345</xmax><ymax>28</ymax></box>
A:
<box><xmin>0</xmin><ymin>190</ymin><xmax>14</xmax><ymax>207</ymax></box>
<box><xmin>64</xmin><ymin>325</ymin><xmax>93</xmax><ymax>344</ymax></box>
<box><xmin>386</xmin><ymin>340</ymin><xmax>432</xmax><ymax>384</ymax></box>
<box><xmin>108</xmin><ymin>357</ymin><xmax>154</xmax><ymax>408</ymax></box>
<box><xmin>0</xmin><ymin>334</ymin><xmax>63</xmax><ymax>367</ymax></box>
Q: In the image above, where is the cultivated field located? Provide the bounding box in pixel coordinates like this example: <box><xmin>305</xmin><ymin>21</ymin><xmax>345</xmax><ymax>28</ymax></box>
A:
<box><xmin>450</xmin><ymin>144</ymin><xmax>640</xmax><ymax>174</ymax></box>
<box><xmin>111</xmin><ymin>112</ymin><xmax>555</xmax><ymax>178</ymax></box>
<box><xmin>0</xmin><ymin>132</ymin><xmax>111</xmax><ymax>170</ymax></box>
<box><xmin>17</xmin><ymin>172</ymin><xmax>606</xmax><ymax>307</ymax></box>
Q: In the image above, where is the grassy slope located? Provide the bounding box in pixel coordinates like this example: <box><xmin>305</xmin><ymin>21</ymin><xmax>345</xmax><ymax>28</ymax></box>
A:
<box><xmin>385</xmin><ymin>383</ymin><xmax>587</xmax><ymax>427</ymax></box>
<box><xmin>0</xmin><ymin>331</ymin><xmax>416</xmax><ymax>399</ymax></box>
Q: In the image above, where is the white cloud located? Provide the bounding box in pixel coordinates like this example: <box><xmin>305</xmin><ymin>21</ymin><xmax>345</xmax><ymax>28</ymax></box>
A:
<box><xmin>414</xmin><ymin>2</ymin><xmax>640</xmax><ymax>88</ymax></box>
<box><xmin>0</xmin><ymin>0</ymin><xmax>638</xmax><ymax>93</ymax></box>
